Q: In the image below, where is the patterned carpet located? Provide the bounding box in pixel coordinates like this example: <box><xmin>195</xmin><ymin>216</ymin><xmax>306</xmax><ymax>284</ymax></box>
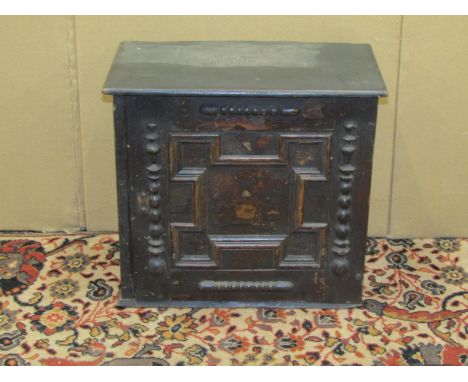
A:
<box><xmin>0</xmin><ymin>234</ymin><xmax>466</xmax><ymax>366</ymax></box>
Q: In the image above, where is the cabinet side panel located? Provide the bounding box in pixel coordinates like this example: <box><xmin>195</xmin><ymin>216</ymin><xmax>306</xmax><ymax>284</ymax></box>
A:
<box><xmin>326</xmin><ymin>97</ymin><xmax>378</xmax><ymax>304</ymax></box>
<box><xmin>114</xmin><ymin>96</ymin><xmax>134</xmax><ymax>299</ymax></box>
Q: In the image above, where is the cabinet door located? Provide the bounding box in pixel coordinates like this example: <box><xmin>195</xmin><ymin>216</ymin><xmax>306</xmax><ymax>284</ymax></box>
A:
<box><xmin>123</xmin><ymin>96</ymin><xmax>377</xmax><ymax>306</ymax></box>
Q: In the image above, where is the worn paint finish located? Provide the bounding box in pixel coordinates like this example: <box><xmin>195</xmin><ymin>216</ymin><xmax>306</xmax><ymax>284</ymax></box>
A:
<box><xmin>104</xmin><ymin>42</ymin><xmax>387</xmax><ymax>96</ymax></box>
<box><xmin>209</xmin><ymin>167</ymin><xmax>289</xmax><ymax>234</ymax></box>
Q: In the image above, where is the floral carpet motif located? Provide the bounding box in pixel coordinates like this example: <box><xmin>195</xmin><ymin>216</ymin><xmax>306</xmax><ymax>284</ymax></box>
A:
<box><xmin>0</xmin><ymin>234</ymin><xmax>466</xmax><ymax>366</ymax></box>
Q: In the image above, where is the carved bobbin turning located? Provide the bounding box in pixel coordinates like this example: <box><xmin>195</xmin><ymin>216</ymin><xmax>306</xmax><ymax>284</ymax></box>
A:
<box><xmin>145</xmin><ymin>122</ymin><xmax>167</xmax><ymax>276</ymax></box>
<box><xmin>331</xmin><ymin>121</ymin><xmax>358</xmax><ymax>277</ymax></box>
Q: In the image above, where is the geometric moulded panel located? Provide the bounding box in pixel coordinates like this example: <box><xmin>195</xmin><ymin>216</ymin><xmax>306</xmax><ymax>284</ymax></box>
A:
<box><xmin>168</xmin><ymin>132</ymin><xmax>331</xmax><ymax>269</ymax></box>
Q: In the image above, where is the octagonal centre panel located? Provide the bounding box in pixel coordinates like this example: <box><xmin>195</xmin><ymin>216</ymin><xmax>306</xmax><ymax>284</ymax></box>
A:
<box><xmin>208</xmin><ymin>167</ymin><xmax>290</xmax><ymax>235</ymax></box>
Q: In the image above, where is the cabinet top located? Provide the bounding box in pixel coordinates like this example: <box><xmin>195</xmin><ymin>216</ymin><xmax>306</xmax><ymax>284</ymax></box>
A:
<box><xmin>103</xmin><ymin>41</ymin><xmax>387</xmax><ymax>97</ymax></box>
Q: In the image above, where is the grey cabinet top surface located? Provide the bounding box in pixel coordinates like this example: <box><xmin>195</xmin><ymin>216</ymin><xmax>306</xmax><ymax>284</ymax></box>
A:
<box><xmin>103</xmin><ymin>41</ymin><xmax>387</xmax><ymax>97</ymax></box>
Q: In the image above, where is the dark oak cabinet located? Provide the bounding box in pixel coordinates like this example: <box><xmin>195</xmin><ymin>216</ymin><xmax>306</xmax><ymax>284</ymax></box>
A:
<box><xmin>103</xmin><ymin>42</ymin><xmax>387</xmax><ymax>307</ymax></box>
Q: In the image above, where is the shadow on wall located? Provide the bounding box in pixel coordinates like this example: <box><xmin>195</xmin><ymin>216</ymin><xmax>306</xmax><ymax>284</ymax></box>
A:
<box><xmin>388</xmin><ymin>135</ymin><xmax>435</xmax><ymax>237</ymax></box>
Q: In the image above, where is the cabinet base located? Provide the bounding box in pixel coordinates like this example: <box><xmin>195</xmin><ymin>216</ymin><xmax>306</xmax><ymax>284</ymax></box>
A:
<box><xmin>118</xmin><ymin>296</ymin><xmax>361</xmax><ymax>309</ymax></box>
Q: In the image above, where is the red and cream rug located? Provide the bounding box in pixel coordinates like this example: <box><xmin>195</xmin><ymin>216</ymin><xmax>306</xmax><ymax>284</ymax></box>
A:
<box><xmin>0</xmin><ymin>234</ymin><xmax>466</xmax><ymax>365</ymax></box>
